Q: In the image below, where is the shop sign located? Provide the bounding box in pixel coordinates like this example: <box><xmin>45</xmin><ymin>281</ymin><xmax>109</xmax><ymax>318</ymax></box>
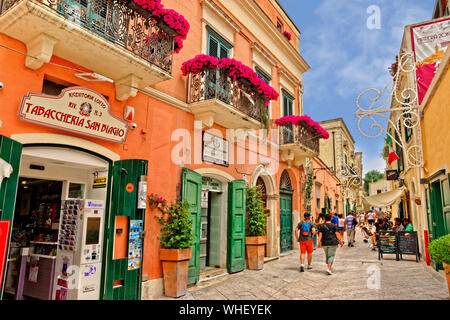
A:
<box><xmin>93</xmin><ymin>177</ymin><xmax>107</xmax><ymax>189</ymax></box>
<box><xmin>0</xmin><ymin>220</ymin><xmax>11</xmax><ymax>290</ymax></box>
<box><xmin>410</xmin><ymin>17</ymin><xmax>450</xmax><ymax>104</ymax></box>
<box><xmin>386</xmin><ymin>170</ymin><xmax>399</xmax><ymax>181</ymax></box>
<box><xmin>19</xmin><ymin>87</ymin><xmax>129</xmax><ymax>143</ymax></box>
<box><xmin>202</xmin><ymin>176</ymin><xmax>222</xmax><ymax>192</ymax></box>
<box><xmin>202</xmin><ymin>132</ymin><xmax>229</xmax><ymax>166</ymax></box>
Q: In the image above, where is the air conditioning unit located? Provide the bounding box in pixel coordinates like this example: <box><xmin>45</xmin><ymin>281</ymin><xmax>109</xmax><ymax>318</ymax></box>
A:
<box><xmin>343</xmin><ymin>140</ymin><xmax>348</xmax><ymax>147</ymax></box>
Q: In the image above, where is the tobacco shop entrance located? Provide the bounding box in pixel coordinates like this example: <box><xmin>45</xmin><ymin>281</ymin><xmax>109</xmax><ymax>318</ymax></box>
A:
<box><xmin>0</xmin><ymin>136</ymin><xmax>147</xmax><ymax>300</ymax></box>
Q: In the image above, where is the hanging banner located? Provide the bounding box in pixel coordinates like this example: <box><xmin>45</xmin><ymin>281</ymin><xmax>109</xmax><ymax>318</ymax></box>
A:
<box><xmin>19</xmin><ymin>87</ymin><xmax>129</xmax><ymax>143</ymax></box>
<box><xmin>0</xmin><ymin>220</ymin><xmax>11</xmax><ymax>291</ymax></box>
<box><xmin>410</xmin><ymin>17</ymin><xmax>450</xmax><ymax>104</ymax></box>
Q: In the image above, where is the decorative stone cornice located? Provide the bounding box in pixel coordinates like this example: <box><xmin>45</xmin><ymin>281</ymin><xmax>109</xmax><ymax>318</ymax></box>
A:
<box><xmin>200</xmin><ymin>0</ymin><xmax>241</xmax><ymax>33</ymax></box>
<box><xmin>251</xmin><ymin>42</ymin><xmax>277</xmax><ymax>67</ymax></box>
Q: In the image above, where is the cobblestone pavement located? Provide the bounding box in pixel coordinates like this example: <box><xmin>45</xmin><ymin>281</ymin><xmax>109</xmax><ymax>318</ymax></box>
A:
<box><xmin>161</xmin><ymin>228</ymin><xmax>449</xmax><ymax>300</ymax></box>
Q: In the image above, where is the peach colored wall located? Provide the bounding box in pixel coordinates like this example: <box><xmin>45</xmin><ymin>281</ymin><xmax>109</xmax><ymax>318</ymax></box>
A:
<box><xmin>0</xmin><ymin>0</ymin><xmax>307</xmax><ymax>283</ymax></box>
<box><xmin>254</xmin><ymin>0</ymin><xmax>299</xmax><ymax>48</ymax></box>
<box><xmin>310</xmin><ymin>158</ymin><xmax>342</xmax><ymax>220</ymax></box>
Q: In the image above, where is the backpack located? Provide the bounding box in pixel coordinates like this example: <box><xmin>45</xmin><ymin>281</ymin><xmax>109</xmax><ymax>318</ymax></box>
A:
<box><xmin>300</xmin><ymin>221</ymin><xmax>312</xmax><ymax>236</ymax></box>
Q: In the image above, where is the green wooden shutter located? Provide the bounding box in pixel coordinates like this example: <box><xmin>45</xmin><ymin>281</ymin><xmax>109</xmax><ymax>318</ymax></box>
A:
<box><xmin>181</xmin><ymin>168</ymin><xmax>202</xmax><ymax>285</ymax></box>
<box><xmin>441</xmin><ymin>175</ymin><xmax>450</xmax><ymax>235</ymax></box>
<box><xmin>0</xmin><ymin>135</ymin><xmax>22</xmax><ymax>297</ymax></box>
<box><xmin>103</xmin><ymin>159</ymin><xmax>147</xmax><ymax>300</ymax></box>
<box><xmin>227</xmin><ymin>180</ymin><xmax>246</xmax><ymax>274</ymax></box>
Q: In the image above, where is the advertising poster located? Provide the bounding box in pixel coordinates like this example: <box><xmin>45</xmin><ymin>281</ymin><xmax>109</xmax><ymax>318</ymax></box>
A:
<box><xmin>128</xmin><ymin>220</ymin><xmax>143</xmax><ymax>271</ymax></box>
<box><xmin>410</xmin><ymin>17</ymin><xmax>450</xmax><ymax>104</ymax></box>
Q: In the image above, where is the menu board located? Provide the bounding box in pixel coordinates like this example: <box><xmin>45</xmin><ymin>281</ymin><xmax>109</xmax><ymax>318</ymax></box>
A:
<box><xmin>397</xmin><ymin>231</ymin><xmax>419</xmax><ymax>259</ymax></box>
<box><xmin>377</xmin><ymin>231</ymin><xmax>420</xmax><ymax>262</ymax></box>
<box><xmin>378</xmin><ymin>231</ymin><xmax>398</xmax><ymax>260</ymax></box>
<box><xmin>128</xmin><ymin>220</ymin><xmax>143</xmax><ymax>271</ymax></box>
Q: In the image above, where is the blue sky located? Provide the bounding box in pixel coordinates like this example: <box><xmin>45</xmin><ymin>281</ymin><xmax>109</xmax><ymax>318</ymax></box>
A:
<box><xmin>277</xmin><ymin>0</ymin><xmax>435</xmax><ymax>175</ymax></box>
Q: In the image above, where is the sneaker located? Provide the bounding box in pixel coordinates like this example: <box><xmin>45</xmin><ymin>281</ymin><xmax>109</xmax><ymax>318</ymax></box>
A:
<box><xmin>327</xmin><ymin>269</ymin><xmax>333</xmax><ymax>275</ymax></box>
<box><xmin>300</xmin><ymin>266</ymin><xmax>304</xmax><ymax>272</ymax></box>
<box><xmin>351</xmin><ymin>244</ymin><xmax>355</xmax><ymax>247</ymax></box>
<box><xmin>306</xmin><ymin>265</ymin><xmax>312</xmax><ymax>270</ymax></box>
<box><xmin>371</xmin><ymin>248</ymin><xmax>376</xmax><ymax>251</ymax></box>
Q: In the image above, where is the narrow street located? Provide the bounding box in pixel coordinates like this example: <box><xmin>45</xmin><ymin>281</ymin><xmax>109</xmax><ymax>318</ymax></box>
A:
<box><xmin>163</xmin><ymin>229</ymin><xmax>449</xmax><ymax>300</ymax></box>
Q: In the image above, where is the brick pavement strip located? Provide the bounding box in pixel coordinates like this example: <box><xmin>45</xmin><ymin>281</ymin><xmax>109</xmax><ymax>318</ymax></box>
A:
<box><xmin>158</xmin><ymin>229</ymin><xmax>450</xmax><ymax>300</ymax></box>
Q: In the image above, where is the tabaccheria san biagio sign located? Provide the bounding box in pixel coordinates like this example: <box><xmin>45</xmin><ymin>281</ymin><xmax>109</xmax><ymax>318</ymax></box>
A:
<box><xmin>19</xmin><ymin>87</ymin><xmax>128</xmax><ymax>143</ymax></box>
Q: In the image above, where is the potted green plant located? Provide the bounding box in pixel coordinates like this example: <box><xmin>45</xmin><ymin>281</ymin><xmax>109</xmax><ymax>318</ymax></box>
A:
<box><xmin>156</xmin><ymin>200</ymin><xmax>194</xmax><ymax>298</ymax></box>
<box><xmin>428</xmin><ymin>234</ymin><xmax>450</xmax><ymax>295</ymax></box>
<box><xmin>245</xmin><ymin>185</ymin><xmax>268</xmax><ymax>270</ymax></box>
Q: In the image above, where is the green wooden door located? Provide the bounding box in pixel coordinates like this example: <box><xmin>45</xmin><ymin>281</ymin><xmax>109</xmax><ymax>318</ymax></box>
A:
<box><xmin>103</xmin><ymin>159</ymin><xmax>148</xmax><ymax>300</ymax></box>
<box><xmin>227</xmin><ymin>180</ymin><xmax>246</xmax><ymax>274</ymax></box>
<box><xmin>181</xmin><ymin>168</ymin><xmax>202</xmax><ymax>285</ymax></box>
<box><xmin>279</xmin><ymin>192</ymin><xmax>293</xmax><ymax>253</ymax></box>
<box><xmin>440</xmin><ymin>175</ymin><xmax>450</xmax><ymax>235</ymax></box>
<box><xmin>0</xmin><ymin>135</ymin><xmax>22</xmax><ymax>297</ymax></box>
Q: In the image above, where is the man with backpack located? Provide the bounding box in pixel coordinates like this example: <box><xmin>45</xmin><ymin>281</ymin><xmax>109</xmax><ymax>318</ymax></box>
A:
<box><xmin>295</xmin><ymin>212</ymin><xmax>316</xmax><ymax>272</ymax></box>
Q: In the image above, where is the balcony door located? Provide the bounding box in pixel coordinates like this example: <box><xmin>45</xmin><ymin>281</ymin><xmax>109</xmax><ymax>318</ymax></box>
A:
<box><xmin>207</xmin><ymin>28</ymin><xmax>231</xmax><ymax>102</ymax></box>
<box><xmin>282</xmin><ymin>91</ymin><xmax>295</xmax><ymax>144</ymax></box>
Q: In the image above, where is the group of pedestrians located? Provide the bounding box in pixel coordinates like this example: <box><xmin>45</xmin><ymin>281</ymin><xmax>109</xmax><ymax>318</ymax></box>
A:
<box><xmin>294</xmin><ymin>209</ymin><xmax>359</xmax><ymax>275</ymax></box>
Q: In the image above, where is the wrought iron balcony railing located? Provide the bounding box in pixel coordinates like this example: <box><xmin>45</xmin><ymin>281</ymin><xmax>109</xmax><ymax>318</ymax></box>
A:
<box><xmin>0</xmin><ymin>0</ymin><xmax>174</xmax><ymax>73</ymax></box>
<box><xmin>187</xmin><ymin>68</ymin><xmax>266</xmax><ymax>123</ymax></box>
<box><xmin>280</xmin><ymin>123</ymin><xmax>320</xmax><ymax>154</ymax></box>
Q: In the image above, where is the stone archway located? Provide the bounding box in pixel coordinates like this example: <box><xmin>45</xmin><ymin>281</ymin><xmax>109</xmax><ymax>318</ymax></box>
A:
<box><xmin>250</xmin><ymin>165</ymin><xmax>278</xmax><ymax>258</ymax></box>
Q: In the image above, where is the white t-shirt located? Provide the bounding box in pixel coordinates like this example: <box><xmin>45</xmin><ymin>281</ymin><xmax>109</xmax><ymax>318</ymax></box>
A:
<box><xmin>338</xmin><ymin>218</ymin><xmax>345</xmax><ymax>228</ymax></box>
<box><xmin>368</xmin><ymin>212</ymin><xmax>376</xmax><ymax>220</ymax></box>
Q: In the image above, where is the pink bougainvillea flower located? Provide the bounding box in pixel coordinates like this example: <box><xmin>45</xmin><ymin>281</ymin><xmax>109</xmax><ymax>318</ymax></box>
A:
<box><xmin>283</xmin><ymin>31</ymin><xmax>292</xmax><ymax>41</ymax></box>
<box><xmin>181</xmin><ymin>55</ymin><xmax>279</xmax><ymax>102</ymax></box>
<box><xmin>274</xmin><ymin>115</ymin><xmax>329</xmax><ymax>139</ymax></box>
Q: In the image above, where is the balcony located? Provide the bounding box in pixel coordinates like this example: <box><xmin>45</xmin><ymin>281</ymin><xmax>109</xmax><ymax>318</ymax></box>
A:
<box><xmin>0</xmin><ymin>0</ymin><xmax>174</xmax><ymax>100</ymax></box>
<box><xmin>279</xmin><ymin>124</ymin><xmax>320</xmax><ymax>167</ymax></box>
<box><xmin>187</xmin><ymin>68</ymin><xmax>266</xmax><ymax>130</ymax></box>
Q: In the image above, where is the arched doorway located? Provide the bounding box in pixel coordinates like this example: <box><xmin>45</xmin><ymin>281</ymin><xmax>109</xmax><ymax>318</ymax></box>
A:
<box><xmin>279</xmin><ymin>170</ymin><xmax>293</xmax><ymax>253</ymax></box>
<box><xmin>249</xmin><ymin>165</ymin><xmax>278</xmax><ymax>258</ymax></box>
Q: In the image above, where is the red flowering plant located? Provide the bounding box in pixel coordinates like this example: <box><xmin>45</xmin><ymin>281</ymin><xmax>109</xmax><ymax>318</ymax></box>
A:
<box><xmin>148</xmin><ymin>193</ymin><xmax>167</xmax><ymax>208</ymax></box>
<box><xmin>181</xmin><ymin>55</ymin><xmax>279</xmax><ymax>102</ymax></box>
<box><xmin>274</xmin><ymin>115</ymin><xmax>330</xmax><ymax>139</ymax></box>
<box><xmin>125</xmin><ymin>0</ymin><xmax>190</xmax><ymax>54</ymax></box>
<box><xmin>283</xmin><ymin>31</ymin><xmax>292</xmax><ymax>41</ymax></box>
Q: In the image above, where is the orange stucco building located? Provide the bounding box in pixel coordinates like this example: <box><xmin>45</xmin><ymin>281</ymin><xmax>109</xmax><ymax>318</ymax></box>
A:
<box><xmin>0</xmin><ymin>0</ymin><xmax>325</xmax><ymax>300</ymax></box>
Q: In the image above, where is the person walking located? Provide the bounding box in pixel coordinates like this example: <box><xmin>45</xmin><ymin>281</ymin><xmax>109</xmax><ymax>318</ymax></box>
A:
<box><xmin>331</xmin><ymin>208</ymin><xmax>339</xmax><ymax>227</ymax></box>
<box><xmin>317</xmin><ymin>214</ymin><xmax>343</xmax><ymax>275</ymax></box>
<box><xmin>344</xmin><ymin>212</ymin><xmax>357</xmax><ymax>247</ymax></box>
<box><xmin>359</xmin><ymin>211</ymin><xmax>366</xmax><ymax>227</ymax></box>
<box><xmin>295</xmin><ymin>212</ymin><xmax>316</xmax><ymax>272</ymax></box>
<box><xmin>367</xmin><ymin>210</ymin><xmax>376</xmax><ymax>226</ymax></box>
<box><xmin>337</xmin><ymin>214</ymin><xmax>345</xmax><ymax>245</ymax></box>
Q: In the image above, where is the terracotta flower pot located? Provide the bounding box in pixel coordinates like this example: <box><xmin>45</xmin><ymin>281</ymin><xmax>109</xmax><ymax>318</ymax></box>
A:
<box><xmin>443</xmin><ymin>263</ymin><xmax>450</xmax><ymax>296</ymax></box>
<box><xmin>160</xmin><ymin>248</ymin><xmax>192</xmax><ymax>298</ymax></box>
<box><xmin>245</xmin><ymin>236</ymin><xmax>266</xmax><ymax>270</ymax></box>
<box><xmin>149</xmin><ymin>200</ymin><xmax>159</xmax><ymax>209</ymax></box>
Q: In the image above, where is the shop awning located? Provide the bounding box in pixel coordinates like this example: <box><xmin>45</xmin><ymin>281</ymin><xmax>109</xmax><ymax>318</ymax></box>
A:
<box><xmin>362</xmin><ymin>186</ymin><xmax>406</xmax><ymax>209</ymax></box>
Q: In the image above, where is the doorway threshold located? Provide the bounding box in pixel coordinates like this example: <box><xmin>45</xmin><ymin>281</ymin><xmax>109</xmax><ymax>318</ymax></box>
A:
<box><xmin>198</xmin><ymin>268</ymin><xmax>228</xmax><ymax>284</ymax></box>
